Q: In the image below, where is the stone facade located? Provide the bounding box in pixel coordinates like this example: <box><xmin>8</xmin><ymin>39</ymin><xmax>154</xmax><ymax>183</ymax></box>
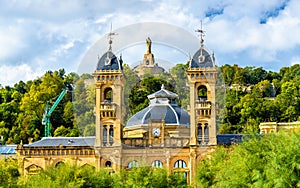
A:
<box><xmin>259</xmin><ymin>121</ymin><xmax>300</xmax><ymax>134</ymax></box>
<box><xmin>16</xmin><ymin>34</ymin><xmax>219</xmax><ymax>186</ymax></box>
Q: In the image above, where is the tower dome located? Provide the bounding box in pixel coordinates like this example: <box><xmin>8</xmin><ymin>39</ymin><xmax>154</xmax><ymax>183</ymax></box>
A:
<box><xmin>189</xmin><ymin>47</ymin><xmax>215</xmax><ymax>68</ymax></box>
<box><xmin>126</xmin><ymin>85</ymin><xmax>190</xmax><ymax>128</ymax></box>
<box><xmin>96</xmin><ymin>51</ymin><xmax>123</xmax><ymax>70</ymax></box>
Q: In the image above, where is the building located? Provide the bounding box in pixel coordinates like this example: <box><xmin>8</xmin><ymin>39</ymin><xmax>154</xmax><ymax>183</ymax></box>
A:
<box><xmin>133</xmin><ymin>37</ymin><xmax>165</xmax><ymax>77</ymax></box>
<box><xmin>16</xmin><ymin>29</ymin><xmax>220</xmax><ymax>185</ymax></box>
<box><xmin>259</xmin><ymin>121</ymin><xmax>300</xmax><ymax>133</ymax></box>
<box><xmin>0</xmin><ymin>144</ymin><xmax>16</xmax><ymax>158</ymax></box>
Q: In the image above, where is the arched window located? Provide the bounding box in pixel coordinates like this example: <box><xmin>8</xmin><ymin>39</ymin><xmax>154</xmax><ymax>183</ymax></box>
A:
<box><xmin>55</xmin><ymin>161</ymin><xmax>65</xmax><ymax>167</ymax></box>
<box><xmin>174</xmin><ymin>160</ymin><xmax>187</xmax><ymax>168</ymax></box>
<box><xmin>197</xmin><ymin>85</ymin><xmax>207</xmax><ymax>101</ymax></box>
<box><xmin>109</xmin><ymin>125</ymin><xmax>114</xmax><ymax>146</ymax></box>
<box><xmin>197</xmin><ymin>123</ymin><xmax>202</xmax><ymax>144</ymax></box>
<box><xmin>174</xmin><ymin>160</ymin><xmax>187</xmax><ymax>179</ymax></box>
<box><xmin>104</xmin><ymin>88</ymin><xmax>112</xmax><ymax>103</ymax></box>
<box><xmin>204</xmin><ymin>123</ymin><xmax>209</xmax><ymax>143</ymax></box>
<box><xmin>105</xmin><ymin>161</ymin><xmax>112</xmax><ymax>167</ymax></box>
<box><xmin>128</xmin><ymin>160</ymin><xmax>138</xmax><ymax>168</ymax></box>
<box><xmin>151</xmin><ymin>160</ymin><xmax>163</xmax><ymax>168</ymax></box>
<box><xmin>103</xmin><ymin>125</ymin><xmax>107</xmax><ymax>146</ymax></box>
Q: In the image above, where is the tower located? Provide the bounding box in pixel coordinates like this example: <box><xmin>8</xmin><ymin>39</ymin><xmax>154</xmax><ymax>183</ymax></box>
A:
<box><xmin>187</xmin><ymin>27</ymin><xmax>218</xmax><ymax>146</ymax></box>
<box><xmin>94</xmin><ymin>30</ymin><xmax>125</xmax><ymax>148</ymax></box>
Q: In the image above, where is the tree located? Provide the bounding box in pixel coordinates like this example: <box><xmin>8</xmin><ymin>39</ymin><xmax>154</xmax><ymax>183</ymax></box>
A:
<box><xmin>169</xmin><ymin>64</ymin><xmax>189</xmax><ymax>108</ymax></box>
<box><xmin>196</xmin><ymin>131</ymin><xmax>300</xmax><ymax>187</ymax></box>
<box><xmin>0</xmin><ymin>158</ymin><xmax>19</xmax><ymax>187</ymax></box>
<box><xmin>128</xmin><ymin>76</ymin><xmax>174</xmax><ymax>115</ymax></box>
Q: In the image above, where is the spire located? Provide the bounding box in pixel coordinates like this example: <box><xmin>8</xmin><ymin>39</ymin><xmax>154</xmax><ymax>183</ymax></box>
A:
<box><xmin>107</xmin><ymin>23</ymin><xmax>118</xmax><ymax>51</ymax></box>
<box><xmin>195</xmin><ymin>20</ymin><xmax>205</xmax><ymax>47</ymax></box>
<box><xmin>161</xmin><ymin>84</ymin><xmax>165</xmax><ymax>90</ymax></box>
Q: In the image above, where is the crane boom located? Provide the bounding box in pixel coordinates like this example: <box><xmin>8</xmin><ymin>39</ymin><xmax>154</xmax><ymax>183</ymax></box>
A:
<box><xmin>42</xmin><ymin>88</ymin><xmax>68</xmax><ymax>137</ymax></box>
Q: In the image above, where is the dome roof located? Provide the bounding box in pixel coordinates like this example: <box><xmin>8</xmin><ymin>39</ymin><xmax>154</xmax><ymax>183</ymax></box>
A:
<box><xmin>126</xmin><ymin>85</ymin><xmax>190</xmax><ymax>128</ymax></box>
<box><xmin>190</xmin><ymin>47</ymin><xmax>215</xmax><ymax>68</ymax></box>
<box><xmin>148</xmin><ymin>85</ymin><xmax>178</xmax><ymax>100</ymax></box>
<box><xmin>96</xmin><ymin>51</ymin><xmax>122</xmax><ymax>70</ymax></box>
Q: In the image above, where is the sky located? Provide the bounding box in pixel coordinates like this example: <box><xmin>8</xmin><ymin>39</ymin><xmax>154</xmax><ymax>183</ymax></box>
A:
<box><xmin>1</xmin><ymin>0</ymin><xmax>300</xmax><ymax>86</ymax></box>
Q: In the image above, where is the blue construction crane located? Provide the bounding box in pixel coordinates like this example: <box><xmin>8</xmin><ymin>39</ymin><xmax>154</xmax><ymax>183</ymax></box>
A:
<box><xmin>42</xmin><ymin>88</ymin><xmax>68</xmax><ymax>137</ymax></box>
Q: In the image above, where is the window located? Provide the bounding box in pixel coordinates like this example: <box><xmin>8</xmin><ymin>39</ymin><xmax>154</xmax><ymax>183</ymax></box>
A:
<box><xmin>109</xmin><ymin>125</ymin><xmax>114</xmax><ymax>146</ymax></box>
<box><xmin>174</xmin><ymin>160</ymin><xmax>188</xmax><ymax>180</ymax></box>
<box><xmin>105</xmin><ymin>161</ymin><xmax>112</xmax><ymax>167</ymax></box>
<box><xmin>151</xmin><ymin>160</ymin><xmax>163</xmax><ymax>168</ymax></box>
<box><xmin>103</xmin><ymin>125</ymin><xmax>107</xmax><ymax>146</ymax></box>
<box><xmin>55</xmin><ymin>161</ymin><xmax>65</xmax><ymax>167</ymax></box>
<box><xmin>197</xmin><ymin>124</ymin><xmax>202</xmax><ymax>143</ymax></box>
<box><xmin>174</xmin><ymin>160</ymin><xmax>187</xmax><ymax>168</ymax></box>
<box><xmin>104</xmin><ymin>88</ymin><xmax>112</xmax><ymax>102</ymax></box>
<box><xmin>128</xmin><ymin>160</ymin><xmax>138</xmax><ymax>168</ymax></box>
<box><xmin>198</xmin><ymin>85</ymin><xmax>207</xmax><ymax>101</ymax></box>
<box><xmin>204</xmin><ymin>123</ymin><xmax>209</xmax><ymax>142</ymax></box>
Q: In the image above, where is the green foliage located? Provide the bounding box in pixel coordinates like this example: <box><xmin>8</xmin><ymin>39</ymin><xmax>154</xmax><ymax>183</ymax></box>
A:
<box><xmin>15</xmin><ymin>163</ymin><xmax>188</xmax><ymax>188</ymax></box>
<box><xmin>128</xmin><ymin>76</ymin><xmax>174</xmax><ymax>115</ymax></box>
<box><xmin>73</xmin><ymin>76</ymin><xmax>95</xmax><ymax>136</ymax></box>
<box><xmin>1</xmin><ymin>63</ymin><xmax>300</xmax><ymax>140</ymax></box>
<box><xmin>196</xmin><ymin>146</ymin><xmax>228</xmax><ymax>187</ymax></box>
<box><xmin>196</xmin><ymin>131</ymin><xmax>300</xmax><ymax>187</ymax></box>
<box><xmin>169</xmin><ymin>64</ymin><xmax>189</xmax><ymax>108</ymax></box>
<box><xmin>0</xmin><ymin>158</ymin><xmax>20</xmax><ymax>188</ymax></box>
<box><xmin>18</xmin><ymin>163</ymin><xmax>113</xmax><ymax>188</ymax></box>
<box><xmin>116</xmin><ymin>167</ymin><xmax>189</xmax><ymax>188</ymax></box>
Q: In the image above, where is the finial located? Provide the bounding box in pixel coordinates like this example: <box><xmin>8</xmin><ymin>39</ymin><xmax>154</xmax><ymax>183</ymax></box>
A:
<box><xmin>161</xmin><ymin>84</ymin><xmax>165</xmax><ymax>89</ymax></box>
<box><xmin>107</xmin><ymin>23</ymin><xmax>118</xmax><ymax>51</ymax></box>
<box><xmin>195</xmin><ymin>20</ymin><xmax>205</xmax><ymax>47</ymax></box>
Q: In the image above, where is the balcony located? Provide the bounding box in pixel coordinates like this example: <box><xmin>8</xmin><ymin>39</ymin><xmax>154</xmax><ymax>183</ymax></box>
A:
<box><xmin>198</xmin><ymin>135</ymin><xmax>209</xmax><ymax>145</ymax></box>
<box><xmin>195</xmin><ymin>100</ymin><xmax>211</xmax><ymax>118</ymax></box>
<box><xmin>195</xmin><ymin>100</ymin><xmax>211</xmax><ymax>109</ymax></box>
<box><xmin>100</xmin><ymin>102</ymin><xmax>116</xmax><ymax>118</ymax></box>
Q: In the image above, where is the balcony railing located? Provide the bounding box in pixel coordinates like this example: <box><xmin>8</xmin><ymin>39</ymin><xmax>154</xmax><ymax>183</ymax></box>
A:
<box><xmin>195</xmin><ymin>100</ymin><xmax>211</xmax><ymax>109</ymax></box>
<box><xmin>100</xmin><ymin>102</ymin><xmax>116</xmax><ymax>118</ymax></box>
<box><xmin>198</xmin><ymin>135</ymin><xmax>209</xmax><ymax>145</ymax></box>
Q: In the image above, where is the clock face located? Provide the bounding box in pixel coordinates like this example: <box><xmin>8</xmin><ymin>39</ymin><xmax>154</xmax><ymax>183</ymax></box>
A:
<box><xmin>152</xmin><ymin>128</ymin><xmax>160</xmax><ymax>137</ymax></box>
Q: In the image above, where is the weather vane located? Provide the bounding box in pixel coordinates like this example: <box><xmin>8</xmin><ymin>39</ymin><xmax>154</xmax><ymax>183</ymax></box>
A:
<box><xmin>107</xmin><ymin>23</ymin><xmax>118</xmax><ymax>51</ymax></box>
<box><xmin>195</xmin><ymin>20</ymin><xmax>205</xmax><ymax>47</ymax></box>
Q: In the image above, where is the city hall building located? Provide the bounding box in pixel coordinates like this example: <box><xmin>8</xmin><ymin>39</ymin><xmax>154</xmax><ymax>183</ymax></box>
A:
<box><xmin>16</xmin><ymin>30</ymin><xmax>224</xmax><ymax>185</ymax></box>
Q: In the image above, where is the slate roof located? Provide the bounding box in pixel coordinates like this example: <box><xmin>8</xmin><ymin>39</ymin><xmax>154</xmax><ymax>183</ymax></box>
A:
<box><xmin>148</xmin><ymin>87</ymin><xmax>178</xmax><ymax>100</ymax></box>
<box><xmin>25</xmin><ymin>137</ymin><xmax>95</xmax><ymax>147</ymax></box>
<box><xmin>217</xmin><ymin>134</ymin><xmax>243</xmax><ymax>145</ymax></box>
<box><xmin>126</xmin><ymin>86</ymin><xmax>190</xmax><ymax>128</ymax></box>
<box><xmin>190</xmin><ymin>47</ymin><xmax>215</xmax><ymax>68</ymax></box>
<box><xmin>96</xmin><ymin>51</ymin><xmax>122</xmax><ymax>71</ymax></box>
<box><xmin>0</xmin><ymin>145</ymin><xmax>16</xmax><ymax>155</ymax></box>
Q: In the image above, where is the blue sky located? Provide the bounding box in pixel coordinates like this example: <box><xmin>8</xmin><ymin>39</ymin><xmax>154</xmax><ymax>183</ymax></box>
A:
<box><xmin>1</xmin><ymin>0</ymin><xmax>300</xmax><ymax>86</ymax></box>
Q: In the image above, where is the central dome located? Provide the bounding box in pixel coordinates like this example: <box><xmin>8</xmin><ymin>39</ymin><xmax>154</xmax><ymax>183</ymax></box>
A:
<box><xmin>126</xmin><ymin>85</ymin><xmax>190</xmax><ymax>128</ymax></box>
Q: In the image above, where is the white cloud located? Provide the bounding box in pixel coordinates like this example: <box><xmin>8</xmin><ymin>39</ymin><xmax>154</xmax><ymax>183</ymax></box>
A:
<box><xmin>291</xmin><ymin>57</ymin><xmax>300</xmax><ymax>65</ymax></box>
<box><xmin>1</xmin><ymin>0</ymin><xmax>300</xmax><ymax>86</ymax></box>
<box><xmin>0</xmin><ymin>64</ymin><xmax>43</xmax><ymax>87</ymax></box>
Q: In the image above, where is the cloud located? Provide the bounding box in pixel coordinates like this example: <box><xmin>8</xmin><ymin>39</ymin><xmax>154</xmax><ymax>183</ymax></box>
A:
<box><xmin>291</xmin><ymin>57</ymin><xmax>300</xmax><ymax>65</ymax></box>
<box><xmin>0</xmin><ymin>64</ymin><xmax>43</xmax><ymax>87</ymax></box>
<box><xmin>1</xmin><ymin>0</ymin><xmax>300</xmax><ymax>86</ymax></box>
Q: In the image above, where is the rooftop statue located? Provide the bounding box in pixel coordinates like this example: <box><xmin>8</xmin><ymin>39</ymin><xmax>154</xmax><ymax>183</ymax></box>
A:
<box><xmin>146</xmin><ymin>37</ymin><xmax>151</xmax><ymax>54</ymax></box>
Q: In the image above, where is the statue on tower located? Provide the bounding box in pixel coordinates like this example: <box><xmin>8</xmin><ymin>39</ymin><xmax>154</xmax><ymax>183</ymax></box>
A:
<box><xmin>146</xmin><ymin>37</ymin><xmax>152</xmax><ymax>54</ymax></box>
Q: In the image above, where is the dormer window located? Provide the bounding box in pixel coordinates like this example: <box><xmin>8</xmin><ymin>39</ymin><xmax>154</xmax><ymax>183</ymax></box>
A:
<box><xmin>198</xmin><ymin>54</ymin><xmax>205</xmax><ymax>63</ymax></box>
<box><xmin>105</xmin><ymin>57</ymin><xmax>111</xmax><ymax>65</ymax></box>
